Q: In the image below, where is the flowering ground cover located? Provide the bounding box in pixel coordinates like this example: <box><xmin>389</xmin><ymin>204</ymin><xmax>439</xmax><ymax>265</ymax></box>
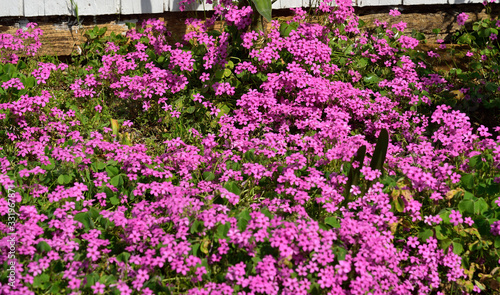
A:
<box><xmin>0</xmin><ymin>0</ymin><xmax>500</xmax><ymax>294</ymax></box>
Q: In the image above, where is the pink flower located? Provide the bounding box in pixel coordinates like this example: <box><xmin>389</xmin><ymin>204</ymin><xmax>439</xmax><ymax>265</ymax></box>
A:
<box><xmin>407</xmin><ymin>236</ymin><xmax>420</xmax><ymax>248</ymax></box>
<box><xmin>491</xmin><ymin>221</ymin><xmax>500</xmax><ymax>236</ymax></box>
<box><xmin>457</xmin><ymin>12</ymin><xmax>469</xmax><ymax>26</ymax></box>
<box><xmin>95</xmin><ymin>105</ymin><xmax>102</xmax><ymax>113</ymax></box>
<box><xmin>200</xmin><ymin>72</ymin><xmax>210</xmax><ymax>82</ymax></box>
<box><xmin>464</xmin><ymin>217</ymin><xmax>474</xmax><ymax>226</ymax></box>
<box><xmin>449</xmin><ymin>210</ymin><xmax>463</xmax><ymax>226</ymax></box>
<box><xmin>68</xmin><ymin>278</ymin><xmax>81</xmax><ymax>290</ymax></box>
<box><xmin>389</xmin><ymin>9</ymin><xmax>401</xmax><ymax>17</ymax></box>
<box><xmin>19</xmin><ymin>169</ymin><xmax>30</xmax><ymax>178</ymax></box>
<box><xmin>91</xmin><ymin>282</ymin><xmax>105</xmax><ymax>294</ymax></box>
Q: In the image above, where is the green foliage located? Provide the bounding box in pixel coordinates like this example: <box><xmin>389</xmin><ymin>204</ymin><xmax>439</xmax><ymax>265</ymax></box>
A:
<box><xmin>370</xmin><ymin>128</ymin><xmax>389</xmax><ymax>175</ymax></box>
<box><xmin>250</xmin><ymin>0</ymin><xmax>272</xmax><ymax>22</ymax></box>
<box><xmin>0</xmin><ymin>61</ymin><xmax>36</xmax><ymax>103</ymax></box>
<box><xmin>344</xmin><ymin>145</ymin><xmax>366</xmax><ymax>201</ymax></box>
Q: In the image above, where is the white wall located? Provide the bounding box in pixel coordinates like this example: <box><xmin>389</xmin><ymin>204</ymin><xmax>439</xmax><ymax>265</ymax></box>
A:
<box><xmin>0</xmin><ymin>0</ymin><xmax>486</xmax><ymax>17</ymax></box>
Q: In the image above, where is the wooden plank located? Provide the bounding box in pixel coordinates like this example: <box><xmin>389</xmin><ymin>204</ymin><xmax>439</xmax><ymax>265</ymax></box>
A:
<box><xmin>0</xmin><ymin>0</ymin><xmax>23</xmax><ymax>16</ymax></box>
<box><xmin>121</xmin><ymin>0</ymin><xmax>165</xmax><ymax>14</ymax></box>
<box><xmin>359</xmin><ymin>0</ymin><xmax>402</xmax><ymax>6</ymax></box>
<box><xmin>24</xmin><ymin>0</ymin><xmax>45</xmax><ymax>17</ymax></box>
<box><xmin>449</xmin><ymin>0</ymin><xmax>483</xmax><ymax>3</ymax></box>
<box><xmin>273</xmin><ymin>0</ymin><xmax>282</xmax><ymax>10</ymax></box>
<box><xmin>75</xmin><ymin>0</ymin><xmax>120</xmax><ymax>15</ymax></box>
<box><xmin>44</xmin><ymin>0</ymin><xmax>72</xmax><ymax>16</ymax></box>
<box><xmin>403</xmin><ymin>0</ymin><xmax>446</xmax><ymax>5</ymax></box>
<box><xmin>278</xmin><ymin>0</ymin><xmax>303</xmax><ymax>9</ymax></box>
<box><xmin>0</xmin><ymin>6</ymin><xmax>494</xmax><ymax>56</ymax></box>
<box><xmin>168</xmin><ymin>0</ymin><xmax>215</xmax><ymax>12</ymax></box>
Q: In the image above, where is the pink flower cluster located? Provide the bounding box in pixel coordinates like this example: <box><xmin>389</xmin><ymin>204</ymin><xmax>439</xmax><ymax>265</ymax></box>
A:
<box><xmin>0</xmin><ymin>2</ymin><xmax>499</xmax><ymax>295</ymax></box>
<box><xmin>0</xmin><ymin>23</ymin><xmax>42</xmax><ymax>64</ymax></box>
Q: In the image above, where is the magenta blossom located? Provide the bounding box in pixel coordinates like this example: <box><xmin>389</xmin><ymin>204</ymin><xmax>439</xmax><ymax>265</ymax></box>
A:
<box><xmin>457</xmin><ymin>12</ymin><xmax>469</xmax><ymax>26</ymax></box>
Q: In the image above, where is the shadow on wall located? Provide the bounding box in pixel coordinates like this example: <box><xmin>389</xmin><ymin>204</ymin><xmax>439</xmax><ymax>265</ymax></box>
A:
<box><xmin>141</xmin><ymin>0</ymin><xmax>153</xmax><ymax>13</ymax></box>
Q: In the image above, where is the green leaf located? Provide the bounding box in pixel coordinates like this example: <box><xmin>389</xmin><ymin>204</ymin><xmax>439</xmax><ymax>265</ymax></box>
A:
<box><xmin>474</xmin><ymin>198</ymin><xmax>489</xmax><ymax>215</ymax></box>
<box><xmin>49</xmin><ymin>282</ymin><xmax>61</xmax><ymax>293</ymax></box>
<box><xmin>57</xmin><ymin>174</ymin><xmax>72</xmax><ymax>185</ymax></box>
<box><xmin>344</xmin><ymin>145</ymin><xmax>366</xmax><ymax>200</ymax></box>
<box><xmin>463</xmin><ymin>191</ymin><xmax>475</xmax><ymax>200</ymax></box>
<box><xmin>110</xmin><ymin>196</ymin><xmax>120</xmax><ymax>205</ymax></box>
<box><xmin>186</xmin><ymin>106</ymin><xmax>196</xmax><ymax>114</ymax></box>
<box><xmin>217</xmin><ymin>104</ymin><xmax>231</xmax><ymax>119</ymax></box>
<box><xmin>110</xmin><ymin>119</ymin><xmax>119</xmax><ymax>136</ymax></box>
<box><xmin>200</xmin><ymin>238</ymin><xmax>211</xmax><ymax>254</ymax></box>
<box><xmin>434</xmin><ymin>225</ymin><xmax>446</xmax><ymax>240</ymax></box>
<box><xmin>216</xmin><ymin>222</ymin><xmax>230</xmax><ymax>239</ymax></box>
<box><xmin>363</xmin><ymin>74</ymin><xmax>381</xmax><ymax>85</ymax></box>
<box><xmin>440</xmin><ymin>238</ymin><xmax>452</xmax><ymax>251</ymax></box>
<box><xmin>106</xmin><ymin>166</ymin><xmax>119</xmax><ymax>177</ymax></box>
<box><xmin>485</xmin><ymin>82</ymin><xmax>497</xmax><ymax>92</ymax></box>
<box><xmin>36</xmin><ymin>241</ymin><xmax>52</xmax><ymax>252</ymax></box>
<box><xmin>110</xmin><ymin>175</ymin><xmax>123</xmax><ymax>188</ymax></box>
<box><xmin>414</xmin><ymin>32</ymin><xmax>426</xmax><ymax>41</ymax></box>
<box><xmin>419</xmin><ymin>228</ymin><xmax>433</xmax><ymax>242</ymax></box>
<box><xmin>116</xmin><ymin>252</ymin><xmax>131</xmax><ymax>263</ymax></box>
<box><xmin>24</xmin><ymin>76</ymin><xmax>35</xmax><ymax>88</ymax></box>
<box><xmin>85</xmin><ymin>273</ymin><xmax>98</xmax><ymax>288</ymax></box>
<box><xmin>74</xmin><ymin>212</ymin><xmax>91</xmax><ymax>230</ymax></box>
<box><xmin>495</xmin><ymin>236</ymin><xmax>500</xmax><ymax>249</ymax></box>
<box><xmin>325</xmin><ymin>216</ymin><xmax>340</xmax><ymax>228</ymax></box>
<box><xmin>457</xmin><ymin>33</ymin><xmax>475</xmax><ymax>44</ymax></box>
<box><xmin>261</xmin><ymin>207</ymin><xmax>273</xmax><ymax>219</ymax></box>
<box><xmin>452</xmin><ymin>241</ymin><xmax>464</xmax><ymax>255</ymax></box>
<box><xmin>370</xmin><ymin>129</ymin><xmax>389</xmax><ymax>174</ymax></box>
<box><xmin>393</xmin><ymin>195</ymin><xmax>405</xmax><ymax>213</ymax></box>
<box><xmin>244</xmin><ymin>149</ymin><xmax>256</xmax><ymax>161</ymax></box>
<box><xmin>333</xmin><ymin>246</ymin><xmax>347</xmax><ymax>261</ymax></box>
<box><xmin>356</xmin><ymin>58</ymin><xmax>368</xmax><ymax>69</ymax></box>
<box><xmin>203</xmin><ymin>171</ymin><xmax>215</xmax><ymax>181</ymax></box>
<box><xmin>190</xmin><ymin>220</ymin><xmax>203</xmax><ymax>234</ymax></box>
<box><xmin>439</xmin><ymin>209</ymin><xmax>451</xmax><ymax>224</ymax></box>
<box><xmin>478</xmin><ymin>28</ymin><xmax>491</xmax><ymax>38</ymax></box>
<box><xmin>251</xmin><ymin>0</ymin><xmax>272</xmax><ymax>22</ymax></box>
<box><xmin>33</xmin><ymin>273</ymin><xmax>50</xmax><ymax>288</ymax></box>
<box><xmin>89</xmin><ymin>207</ymin><xmax>100</xmax><ymax>219</ymax></box>
<box><xmin>214</xmin><ymin>70</ymin><xmax>224</xmax><ymax>81</ymax></box>
<box><xmin>280</xmin><ymin>22</ymin><xmax>299</xmax><ymax>37</ymax></box>
<box><xmin>191</xmin><ymin>243</ymin><xmax>200</xmax><ymax>257</ymax></box>
<box><xmin>468</xmin><ymin>155</ymin><xmax>481</xmax><ymax>169</ymax></box>
<box><xmin>460</xmin><ymin>173</ymin><xmax>475</xmax><ymax>190</ymax></box>
<box><xmin>224</xmin><ymin>181</ymin><xmax>241</xmax><ymax>195</ymax></box>
<box><xmin>237</xmin><ymin>209</ymin><xmax>251</xmax><ymax>231</ymax></box>
<box><xmin>98</xmin><ymin>26</ymin><xmax>107</xmax><ymax>36</ymax></box>
<box><xmin>459</xmin><ymin>199</ymin><xmax>475</xmax><ymax>215</ymax></box>
<box><xmin>475</xmin><ymin>280</ymin><xmax>486</xmax><ymax>291</ymax></box>
<box><xmin>256</xmin><ymin>72</ymin><xmax>267</xmax><ymax>82</ymax></box>
<box><xmin>41</xmin><ymin>159</ymin><xmax>55</xmax><ymax>171</ymax></box>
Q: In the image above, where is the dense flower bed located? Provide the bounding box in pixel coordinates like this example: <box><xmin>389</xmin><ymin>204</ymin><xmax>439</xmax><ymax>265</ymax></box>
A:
<box><xmin>0</xmin><ymin>0</ymin><xmax>499</xmax><ymax>294</ymax></box>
